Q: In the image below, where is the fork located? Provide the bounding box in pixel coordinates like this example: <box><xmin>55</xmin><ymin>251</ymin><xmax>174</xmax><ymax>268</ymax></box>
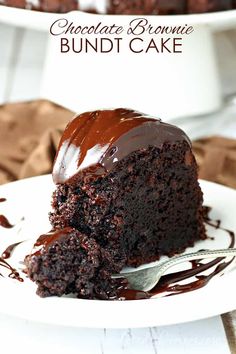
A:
<box><xmin>112</xmin><ymin>248</ymin><xmax>236</xmax><ymax>292</ymax></box>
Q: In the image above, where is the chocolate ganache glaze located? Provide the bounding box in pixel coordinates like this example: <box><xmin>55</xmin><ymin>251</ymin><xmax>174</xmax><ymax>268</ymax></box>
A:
<box><xmin>30</xmin><ymin>227</ymin><xmax>74</xmax><ymax>257</ymax></box>
<box><xmin>53</xmin><ymin>108</ymin><xmax>190</xmax><ymax>184</ymax></box>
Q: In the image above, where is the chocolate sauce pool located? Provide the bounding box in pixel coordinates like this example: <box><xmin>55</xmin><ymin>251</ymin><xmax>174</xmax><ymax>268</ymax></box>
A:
<box><xmin>0</xmin><ymin>198</ymin><xmax>6</xmax><ymax>203</ymax></box>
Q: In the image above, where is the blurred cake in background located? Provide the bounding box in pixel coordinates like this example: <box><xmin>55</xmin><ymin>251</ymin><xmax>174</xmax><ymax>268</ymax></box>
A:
<box><xmin>107</xmin><ymin>0</ymin><xmax>160</xmax><ymax>15</ymax></box>
<box><xmin>0</xmin><ymin>0</ymin><xmax>235</xmax><ymax>13</ymax></box>
<box><xmin>107</xmin><ymin>0</ymin><xmax>187</xmax><ymax>15</ymax></box>
<box><xmin>108</xmin><ymin>0</ymin><xmax>234</xmax><ymax>14</ymax></box>
<box><xmin>36</xmin><ymin>0</ymin><xmax>78</xmax><ymax>13</ymax></box>
<box><xmin>187</xmin><ymin>0</ymin><xmax>232</xmax><ymax>14</ymax></box>
<box><xmin>0</xmin><ymin>0</ymin><xmax>78</xmax><ymax>12</ymax></box>
<box><xmin>0</xmin><ymin>0</ymin><xmax>26</xmax><ymax>8</ymax></box>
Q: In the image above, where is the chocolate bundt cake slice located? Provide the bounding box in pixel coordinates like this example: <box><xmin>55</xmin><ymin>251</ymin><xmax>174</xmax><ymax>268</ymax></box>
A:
<box><xmin>26</xmin><ymin>109</ymin><xmax>206</xmax><ymax>299</ymax></box>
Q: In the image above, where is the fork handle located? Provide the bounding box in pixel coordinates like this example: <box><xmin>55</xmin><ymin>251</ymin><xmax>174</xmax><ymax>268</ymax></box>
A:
<box><xmin>157</xmin><ymin>248</ymin><xmax>236</xmax><ymax>276</ymax></box>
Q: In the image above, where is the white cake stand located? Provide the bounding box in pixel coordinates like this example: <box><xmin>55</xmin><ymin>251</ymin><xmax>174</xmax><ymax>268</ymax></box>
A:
<box><xmin>0</xmin><ymin>6</ymin><xmax>236</xmax><ymax>121</ymax></box>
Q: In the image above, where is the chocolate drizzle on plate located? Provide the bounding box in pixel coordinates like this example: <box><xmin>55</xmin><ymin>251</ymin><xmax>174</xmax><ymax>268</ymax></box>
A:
<box><xmin>0</xmin><ymin>215</ymin><xmax>14</xmax><ymax>229</ymax></box>
<box><xmin>0</xmin><ymin>257</ymin><xmax>23</xmax><ymax>282</ymax></box>
<box><xmin>0</xmin><ymin>197</ymin><xmax>24</xmax><ymax>281</ymax></box>
<box><xmin>1</xmin><ymin>241</ymin><xmax>25</xmax><ymax>259</ymax></box>
<box><xmin>117</xmin><ymin>206</ymin><xmax>235</xmax><ymax>300</ymax></box>
<box><xmin>0</xmin><ymin>199</ymin><xmax>13</xmax><ymax>228</ymax></box>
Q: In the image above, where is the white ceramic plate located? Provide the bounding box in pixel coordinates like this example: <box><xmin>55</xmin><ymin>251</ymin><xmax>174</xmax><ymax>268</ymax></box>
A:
<box><xmin>0</xmin><ymin>5</ymin><xmax>236</xmax><ymax>31</ymax></box>
<box><xmin>0</xmin><ymin>175</ymin><xmax>235</xmax><ymax>328</ymax></box>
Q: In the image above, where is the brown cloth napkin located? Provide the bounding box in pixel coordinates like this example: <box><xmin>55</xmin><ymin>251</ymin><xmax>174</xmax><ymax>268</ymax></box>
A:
<box><xmin>0</xmin><ymin>100</ymin><xmax>236</xmax><ymax>191</ymax></box>
<box><xmin>0</xmin><ymin>100</ymin><xmax>74</xmax><ymax>185</ymax></box>
<box><xmin>193</xmin><ymin>137</ymin><xmax>236</xmax><ymax>189</ymax></box>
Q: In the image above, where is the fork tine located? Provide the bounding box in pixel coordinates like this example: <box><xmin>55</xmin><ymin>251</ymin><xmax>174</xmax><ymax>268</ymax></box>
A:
<box><xmin>113</xmin><ymin>248</ymin><xmax>236</xmax><ymax>292</ymax></box>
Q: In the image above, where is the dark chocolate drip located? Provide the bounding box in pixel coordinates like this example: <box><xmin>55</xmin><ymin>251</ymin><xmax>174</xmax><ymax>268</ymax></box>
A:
<box><xmin>203</xmin><ymin>206</ymin><xmax>235</xmax><ymax>248</ymax></box>
<box><xmin>117</xmin><ymin>207</ymin><xmax>235</xmax><ymax>300</ymax></box>
<box><xmin>0</xmin><ymin>215</ymin><xmax>14</xmax><ymax>229</ymax></box>
<box><xmin>53</xmin><ymin>109</ymin><xmax>190</xmax><ymax>184</ymax></box>
<box><xmin>31</xmin><ymin>227</ymin><xmax>74</xmax><ymax>257</ymax></box>
<box><xmin>1</xmin><ymin>241</ymin><xmax>24</xmax><ymax>259</ymax></box>
<box><xmin>0</xmin><ymin>257</ymin><xmax>23</xmax><ymax>282</ymax></box>
<box><xmin>0</xmin><ymin>198</ymin><xmax>6</xmax><ymax>203</ymax></box>
<box><xmin>118</xmin><ymin>257</ymin><xmax>234</xmax><ymax>300</ymax></box>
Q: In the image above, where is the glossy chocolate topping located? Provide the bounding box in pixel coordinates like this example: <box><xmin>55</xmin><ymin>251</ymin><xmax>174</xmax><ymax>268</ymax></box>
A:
<box><xmin>53</xmin><ymin>109</ymin><xmax>190</xmax><ymax>184</ymax></box>
<box><xmin>31</xmin><ymin>227</ymin><xmax>74</xmax><ymax>257</ymax></box>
